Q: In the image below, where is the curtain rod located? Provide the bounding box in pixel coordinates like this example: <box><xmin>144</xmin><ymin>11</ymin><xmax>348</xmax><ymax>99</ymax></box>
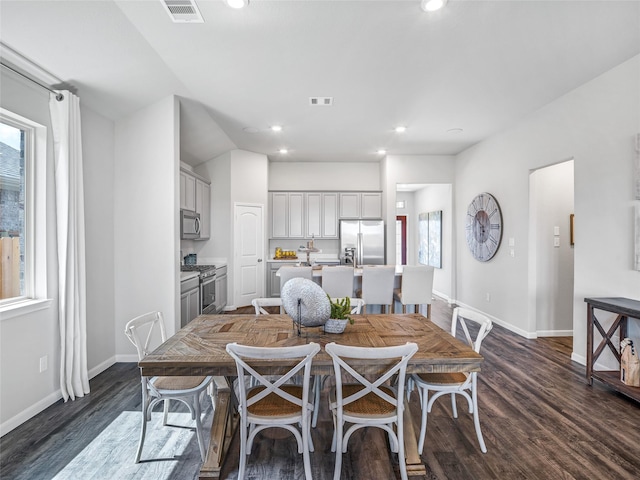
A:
<box><xmin>1</xmin><ymin>62</ymin><xmax>64</xmax><ymax>101</ymax></box>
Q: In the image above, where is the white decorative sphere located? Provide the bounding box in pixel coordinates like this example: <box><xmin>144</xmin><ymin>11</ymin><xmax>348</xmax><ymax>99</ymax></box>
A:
<box><xmin>281</xmin><ymin>278</ymin><xmax>330</xmax><ymax>327</ymax></box>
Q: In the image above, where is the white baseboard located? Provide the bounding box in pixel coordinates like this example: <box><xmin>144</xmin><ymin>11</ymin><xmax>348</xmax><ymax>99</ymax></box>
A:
<box><xmin>536</xmin><ymin>329</ymin><xmax>573</xmax><ymax>337</ymax></box>
<box><xmin>88</xmin><ymin>357</ymin><xmax>116</xmax><ymax>379</ymax></box>
<box><xmin>453</xmin><ymin>300</ymin><xmax>538</xmax><ymax>339</ymax></box>
<box><xmin>571</xmin><ymin>352</ymin><xmax>586</xmax><ymax>366</ymax></box>
<box><xmin>1</xmin><ymin>357</ymin><xmax>118</xmax><ymax>437</ymax></box>
<box><xmin>0</xmin><ymin>389</ymin><xmax>62</xmax><ymax>437</ymax></box>
<box><xmin>116</xmin><ymin>354</ymin><xmax>139</xmax><ymax>363</ymax></box>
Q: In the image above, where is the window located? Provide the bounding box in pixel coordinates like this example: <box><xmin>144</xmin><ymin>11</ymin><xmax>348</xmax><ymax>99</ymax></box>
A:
<box><xmin>0</xmin><ymin>109</ymin><xmax>43</xmax><ymax>308</ymax></box>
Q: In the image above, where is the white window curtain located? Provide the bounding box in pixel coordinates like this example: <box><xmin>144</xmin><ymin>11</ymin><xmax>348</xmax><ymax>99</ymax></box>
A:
<box><xmin>50</xmin><ymin>91</ymin><xmax>89</xmax><ymax>401</ymax></box>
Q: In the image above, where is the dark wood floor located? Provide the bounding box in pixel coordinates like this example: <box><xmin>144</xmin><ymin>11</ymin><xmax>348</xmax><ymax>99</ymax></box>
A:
<box><xmin>2</xmin><ymin>299</ymin><xmax>640</xmax><ymax>479</ymax></box>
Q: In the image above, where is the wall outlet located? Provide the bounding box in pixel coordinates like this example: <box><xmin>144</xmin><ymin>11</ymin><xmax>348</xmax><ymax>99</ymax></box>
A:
<box><xmin>554</xmin><ymin>237</ymin><xmax>560</xmax><ymax>247</ymax></box>
<box><xmin>39</xmin><ymin>355</ymin><xmax>48</xmax><ymax>373</ymax></box>
<box><xmin>486</xmin><ymin>293</ymin><xmax>491</xmax><ymax>302</ymax></box>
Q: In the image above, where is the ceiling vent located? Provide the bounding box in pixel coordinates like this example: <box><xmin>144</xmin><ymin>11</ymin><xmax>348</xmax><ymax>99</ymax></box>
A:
<box><xmin>309</xmin><ymin>97</ymin><xmax>333</xmax><ymax>106</ymax></box>
<box><xmin>161</xmin><ymin>0</ymin><xmax>204</xmax><ymax>23</ymax></box>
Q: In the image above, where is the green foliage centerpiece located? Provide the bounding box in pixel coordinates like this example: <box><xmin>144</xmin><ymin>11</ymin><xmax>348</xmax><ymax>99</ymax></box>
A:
<box><xmin>324</xmin><ymin>296</ymin><xmax>354</xmax><ymax>334</ymax></box>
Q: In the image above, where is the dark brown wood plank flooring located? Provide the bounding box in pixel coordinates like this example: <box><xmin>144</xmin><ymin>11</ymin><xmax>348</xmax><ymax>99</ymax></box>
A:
<box><xmin>2</xmin><ymin>299</ymin><xmax>640</xmax><ymax>479</ymax></box>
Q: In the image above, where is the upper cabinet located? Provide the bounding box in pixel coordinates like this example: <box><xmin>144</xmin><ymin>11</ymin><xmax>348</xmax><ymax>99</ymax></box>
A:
<box><xmin>181</xmin><ymin>168</ymin><xmax>211</xmax><ymax>240</ymax></box>
<box><xmin>270</xmin><ymin>192</ymin><xmax>305</xmax><ymax>239</ymax></box>
<box><xmin>306</xmin><ymin>192</ymin><xmax>338</xmax><ymax>239</ymax></box>
<box><xmin>339</xmin><ymin>192</ymin><xmax>382</xmax><ymax>219</ymax></box>
<box><xmin>269</xmin><ymin>191</ymin><xmax>380</xmax><ymax>238</ymax></box>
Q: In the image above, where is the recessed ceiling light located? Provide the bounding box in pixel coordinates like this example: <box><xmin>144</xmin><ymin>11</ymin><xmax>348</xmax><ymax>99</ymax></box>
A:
<box><xmin>447</xmin><ymin>128</ymin><xmax>464</xmax><ymax>134</ymax></box>
<box><xmin>377</xmin><ymin>149</ymin><xmax>387</xmax><ymax>155</ymax></box>
<box><xmin>395</xmin><ymin>126</ymin><xmax>407</xmax><ymax>133</ymax></box>
<box><xmin>271</xmin><ymin>125</ymin><xmax>283</xmax><ymax>132</ymax></box>
<box><xmin>421</xmin><ymin>0</ymin><xmax>447</xmax><ymax>12</ymax></box>
<box><xmin>279</xmin><ymin>148</ymin><xmax>288</xmax><ymax>154</ymax></box>
<box><xmin>226</xmin><ymin>0</ymin><xmax>249</xmax><ymax>8</ymax></box>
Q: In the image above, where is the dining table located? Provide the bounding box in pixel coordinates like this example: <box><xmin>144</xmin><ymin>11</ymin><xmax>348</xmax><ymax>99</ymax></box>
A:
<box><xmin>138</xmin><ymin>313</ymin><xmax>484</xmax><ymax>479</ymax></box>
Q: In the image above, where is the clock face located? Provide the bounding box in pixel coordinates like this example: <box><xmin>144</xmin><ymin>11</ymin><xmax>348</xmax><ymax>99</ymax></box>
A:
<box><xmin>465</xmin><ymin>193</ymin><xmax>503</xmax><ymax>262</ymax></box>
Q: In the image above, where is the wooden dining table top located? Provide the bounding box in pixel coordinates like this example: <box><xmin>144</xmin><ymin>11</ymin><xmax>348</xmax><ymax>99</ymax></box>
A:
<box><xmin>139</xmin><ymin>313</ymin><xmax>483</xmax><ymax>377</ymax></box>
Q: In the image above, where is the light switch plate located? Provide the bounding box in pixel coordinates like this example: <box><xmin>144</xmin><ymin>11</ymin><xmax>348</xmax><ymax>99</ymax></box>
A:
<box><xmin>554</xmin><ymin>237</ymin><xmax>560</xmax><ymax>247</ymax></box>
<box><xmin>554</xmin><ymin>226</ymin><xmax>560</xmax><ymax>236</ymax></box>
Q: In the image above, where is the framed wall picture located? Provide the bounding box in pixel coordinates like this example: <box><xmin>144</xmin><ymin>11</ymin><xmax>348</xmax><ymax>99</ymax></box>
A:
<box><xmin>418</xmin><ymin>210</ymin><xmax>442</xmax><ymax>268</ymax></box>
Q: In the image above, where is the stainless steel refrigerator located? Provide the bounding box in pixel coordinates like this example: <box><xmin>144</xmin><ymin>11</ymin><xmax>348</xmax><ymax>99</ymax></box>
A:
<box><xmin>340</xmin><ymin>220</ymin><xmax>385</xmax><ymax>265</ymax></box>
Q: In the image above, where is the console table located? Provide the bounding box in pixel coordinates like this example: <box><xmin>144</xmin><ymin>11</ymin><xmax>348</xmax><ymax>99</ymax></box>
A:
<box><xmin>585</xmin><ymin>297</ymin><xmax>640</xmax><ymax>402</ymax></box>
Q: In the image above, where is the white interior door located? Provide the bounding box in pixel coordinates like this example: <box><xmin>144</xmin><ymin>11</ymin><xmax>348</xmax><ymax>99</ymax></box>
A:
<box><xmin>234</xmin><ymin>203</ymin><xmax>264</xmax><ymax>307</ymax></box>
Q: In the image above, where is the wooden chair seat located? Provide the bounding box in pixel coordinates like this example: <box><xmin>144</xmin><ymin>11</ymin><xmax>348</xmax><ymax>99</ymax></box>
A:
<box><xmin>414</xmin><ymin>372</ymin><xmax>467</xmax><ymax>385</ymax></box>
<box><xmin>247</xmin><ymin>385</ymin><xmax>304</xmax><ymax>416</ymax></box>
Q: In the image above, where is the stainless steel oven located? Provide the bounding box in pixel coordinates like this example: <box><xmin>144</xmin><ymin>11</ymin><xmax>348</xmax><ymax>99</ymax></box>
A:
<box><xmin>181</xmin><ymin>265</ymin><xmax>217</xmax><ymax>315</ymax></box>
<box><xmin>200</xmin><ymin>270</ymin><xmax>217</xmax><ymax>314</ymax></box>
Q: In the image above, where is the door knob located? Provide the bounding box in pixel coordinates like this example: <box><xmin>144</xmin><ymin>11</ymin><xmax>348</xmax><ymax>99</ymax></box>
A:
<box><xmin>257</xmin><ymin>258</ymin><xmax>263</xmax><ymax>262</ymax></box>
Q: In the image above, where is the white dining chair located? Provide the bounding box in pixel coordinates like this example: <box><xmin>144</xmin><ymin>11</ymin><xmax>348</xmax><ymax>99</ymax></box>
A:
<box><xmin>357</xmin><ymin>265</ymin><xmax>396</xmax><ymax>313</ymax></box>
<box><xmin>226</xmin><ymin>342</ymin><xmax>320</xmax><ymax>480</ymax></box>
<box><xmin>251</xmin><ymin>297</ymin><xmax>284</xmax><ymax>314</ymax></box>
<box><xmin>278</xmin><ymin>266</ymin><xmax>313</xmax><ymax>293</ymax></box>
<box><xmin>393</xmin><ymin>265</ymin><xmax>435</xmax><ymax>317</ymax></box>
<box><xmin>321</xmin><ymin>266</ymin><xmax>355</xmax><ymax>298</ymax></box>
<box><xmin>409</xmin><ymin>307</ymin><xmax>493</xmax><ymax>454</ymax></box>
<box><xmin>326</xmin><ymin>341</ymin><xmax>418</xmax><ymax>480</ymax></box>
<box><xmin>124</xmin><ymin>311</ymin><xmax>212</xmax><ymax>463</ymax></box>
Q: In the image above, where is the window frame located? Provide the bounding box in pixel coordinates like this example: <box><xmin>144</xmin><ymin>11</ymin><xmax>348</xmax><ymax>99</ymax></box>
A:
<box><xmin>0</xmin><ymin>107</ymin><xmax>50</xmax><ymax>318</ymax></box>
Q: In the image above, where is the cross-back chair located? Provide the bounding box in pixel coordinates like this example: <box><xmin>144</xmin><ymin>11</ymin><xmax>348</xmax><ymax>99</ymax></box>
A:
<box><xmin>325</xmin><ymin>341</ymin><xmax>418</xmax><ymax>480</ymax></box>
<box><xmin>124</xmin><ymin>311</ymin><xmax>212</xmax><ymax>463</ymax></box>
<box><xmin>409</xmin><ymin>307</ymin><xmax>493</xmax><ymax>454</ymax></box>
<box><xmin>225</xmin><ymin>342</ymin><xmax>321</xmax><ymax>480</ymax></box>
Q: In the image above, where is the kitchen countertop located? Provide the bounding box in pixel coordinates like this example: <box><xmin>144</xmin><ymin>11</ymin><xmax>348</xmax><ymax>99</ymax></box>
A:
<box><xmin>180</xmin><ymin>271</ymin><xmax>199</xmax><ymax>281</ymax></box>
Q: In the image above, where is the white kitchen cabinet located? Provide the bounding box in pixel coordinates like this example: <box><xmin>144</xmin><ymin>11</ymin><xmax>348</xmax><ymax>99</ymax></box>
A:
<box><xmin>306</xmin><ymin>192</ymin><xmax>338</xmax><ymax>238</ymax></box>
<box><xmin>339</xmin><ymin>192</ymin><xmax>382</xmax><ymax>219</ymax></box>
<box><xmin>180</xmin><ymin>168</ymin><xmax>211</xmax><ymax>240</ymax></box>
<box><xmin>180</xmin><ymin>171</ymin><xmax>196</xmax><ymax>211</ymax></box>
<box><xmin>180</xmin><ymin>277</ymin><xmax>200</xmax><ymax>327</ymax></box>
<box><xmin>195</xmin><ymin>179</ymin><xmax>210</xmax><ymax>240</ymax></box>
<box><xmin>270</xmin><ymin>192</ymin><xmax>305</xmax><ymax>239</ymax></box>
<box><xmin>361</xmin><ymin>192</ymin><xmax>382</xmax><ymax>218</ymax></box>
<box><xmin>339</xmin><ymin>192</ymin><xmax>360</xmax><ymax>218</ymax></box>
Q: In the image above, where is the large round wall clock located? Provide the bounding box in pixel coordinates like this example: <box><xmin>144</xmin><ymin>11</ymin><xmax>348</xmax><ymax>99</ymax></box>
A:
<box><xmin>465</xmin><ymin>192</ymin><xmax>503</xmax><ymax>262</ymax></box>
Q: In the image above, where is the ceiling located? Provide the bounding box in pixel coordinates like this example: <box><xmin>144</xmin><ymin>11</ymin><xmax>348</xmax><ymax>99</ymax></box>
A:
<box><xmin>1</xmin><ymin>1</ymin><xmax>639</xmax><ymax>167</ymax></box>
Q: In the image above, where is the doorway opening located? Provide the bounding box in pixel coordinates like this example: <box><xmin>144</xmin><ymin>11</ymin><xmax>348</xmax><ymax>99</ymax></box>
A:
<box><xmin>528</xmin><ymin>159</ymin><xmax>575</xmax><ymax>342</ymax></box>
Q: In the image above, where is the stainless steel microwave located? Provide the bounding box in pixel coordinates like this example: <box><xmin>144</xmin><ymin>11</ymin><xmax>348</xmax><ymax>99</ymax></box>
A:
<box><xmin>180</xmin><ymin>209</ymin><xmax>201</xmax><ymax>240</ymax></box>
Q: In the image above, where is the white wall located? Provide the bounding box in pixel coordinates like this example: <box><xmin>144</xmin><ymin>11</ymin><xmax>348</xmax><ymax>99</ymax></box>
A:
<box><xmin>269</xmin><ymin>161</ymin><xmax>380</xmax><ymax>191</ymax></box>
<box><xmin>1</xmin><ymin>69</ymin><xmax>116</xmax><ymax>433</ymax></box>
<box><xmin>381</xmin><ymin>155</ymin><xmax>456</xmax><ymax>278</ymax></box>
<box><xmin>201</xmin><ymin>149</ymin><xmax>268</xmax><ymax>308</ymax></box>
<box><xmin>0</xmin><ymin>69</ymin><xmax>59</xmax><ymax>432</ymax></box>
<box><xmin>530</xmin><ymin>160</ymin><xmax>574</xmax><ymax>336</ymax></box>
<box><xmin>82</xmin><ymin>106</ymin><xmax>116</xmax><ymax>372</ymax></box>
<box><xmin>413</xmin><ymin>184</ymin><xmax>453</xmax><ymax>301</ymax></box>
<box><xmin>114</xmin><ymin>95</ymin><xmax>180</xmax><ymax>357</ymax></box>
<box><xmin>455</xmin><ymin>55</ymin><xmax>640</xmax><ymax>363</ymax></box>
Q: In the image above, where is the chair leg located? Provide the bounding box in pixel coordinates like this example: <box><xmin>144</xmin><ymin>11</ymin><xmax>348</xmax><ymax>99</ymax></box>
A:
<box><xmin>162</xmin><ymin>399</ymin><xmax>170</xmax><ymax>426</ymax></box>
<box><xmin>333</xmin><ymin>417</ymin><xmax>344</xmax><ymax>480</ymax></box>
<box><xmin>302</xmin><ymin>417</ymin><xmax>313</xmax><ymax>480</ymax></box>
<box><xmin>312</xmin><ymin>374</ymin><xmax>322</xmax><ymax>428</ymax></box>
<box><xmin>417</xmin><ymin>386</ymin><xmax>429</xmax><ymax>455</ymax></box>
<box><xmin>450</xmin><ymin>393</ymin><xmax>458</xmax><ymax>418</ymax></box>
<box><xmin>135</xmin><ymin>404</ymin><xmax>148</xmax><ymax>463</ymax></box>
<box><xmin>135</xmin><ymin>379</ymin><xmax>149</xmax><ymax>463</ymax></box>
<box><xmin>193</xmin><ymin>394</ymin><xmax>206</xmax><ymax>462</ymax></box>
<box><xmin>238</xmin><ymin>416</ymin><xmax>248</xmax><ymax>480</ymax></box>
<box><xmin>397</xmin><ymin>414</ymin><xmax>408</xmax><ymax>480</ymax></box>
<box><xmin>472</xmin><ymin>374</ymin><xmax>487</xmax><ymax>453</ymax></box>
<box><xmin>426</xmin><ymin>303</ymin><xmax>431</xmax><ymax>319</ymax></box>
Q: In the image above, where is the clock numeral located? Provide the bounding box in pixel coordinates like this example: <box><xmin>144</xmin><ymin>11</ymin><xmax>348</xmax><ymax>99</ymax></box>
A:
<box><xmin>490</xmin><ymin>224</ymin><xmax>500</xmax><ymax>229</ymax></box>
<box><xmin>489</xmin><ymin>208</ymin><xmax>499</xmax><ymax>218</ymax></box>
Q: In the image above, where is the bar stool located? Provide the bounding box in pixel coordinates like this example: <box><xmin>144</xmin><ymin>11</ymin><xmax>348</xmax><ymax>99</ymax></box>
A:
<box><xmin>393</xmin><ymin>265</ymin><xmax>434</xmax><ymax>318</ymax></box>
<box><xmin>278</xmin><ymin>266</ymin><xmax>313</xmax><ymax>292</ymax></box>
<box><xmin>357</xmin><ymin>265</ymin><xmax>396</xmax><ymax>314</ymax></box>
<box><xmin>321</xmin><ymin>266</ymin><xmax>355</xmax><ymax>298</ymax></box>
